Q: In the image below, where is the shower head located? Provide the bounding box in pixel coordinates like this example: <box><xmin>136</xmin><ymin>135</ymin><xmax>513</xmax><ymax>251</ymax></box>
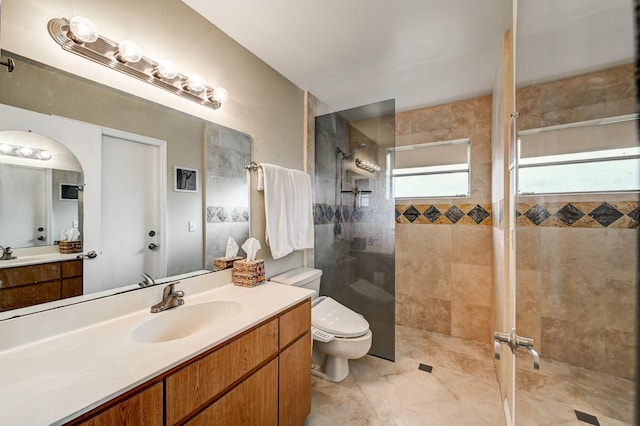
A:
<box><xmin>339</xmin><ymin>143</ymin><xmax>367</xmax><ymax>160</ymax></box>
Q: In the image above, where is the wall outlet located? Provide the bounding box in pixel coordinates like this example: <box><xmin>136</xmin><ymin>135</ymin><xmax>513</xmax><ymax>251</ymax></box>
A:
<box><xmin>188</xmin><ymin>220</ymin><xmax>196</xmax><ymax>232</ymax></box>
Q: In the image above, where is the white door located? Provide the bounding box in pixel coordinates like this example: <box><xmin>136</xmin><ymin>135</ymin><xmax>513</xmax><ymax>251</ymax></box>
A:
<box><xmin>100</xmin><ymin>133</ymin><xmax>165</xmax><ymax>290</ymax></box>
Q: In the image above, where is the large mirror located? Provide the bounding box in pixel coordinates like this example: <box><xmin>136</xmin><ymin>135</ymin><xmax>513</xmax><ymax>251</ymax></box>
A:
<box><xmin>0</xmin><ymin>53</ymin><xmax>251</xmax><ymax>317</ymax></box>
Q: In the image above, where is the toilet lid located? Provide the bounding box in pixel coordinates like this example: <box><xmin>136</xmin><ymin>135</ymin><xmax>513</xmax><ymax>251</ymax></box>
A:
<box><xmin>311</xmin><ymin>296</ymin><xmax>369</xmax><ymax>338</ymax></box>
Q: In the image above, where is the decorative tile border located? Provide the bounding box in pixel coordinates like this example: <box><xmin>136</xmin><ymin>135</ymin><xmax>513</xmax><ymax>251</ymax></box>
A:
<box><xmin>517</xmin><ymin>201</ymin><xmax>639</xmax><ymax>229</ymax></box>
<box><xmin>314</xmin><ymin>203</ymin><xmax>367</xmax><ymax>225</ymax></box>
<box><xmin>206</xmin><ymin>206</ymin><xmax>250</xmax><ymax>223</ymax></box>
<box><xmin>395</xmin><ymin>203</ymin><xmax>492</xmax><ymax>225</ymax></box>
<box><xmin>395</xmin><ymin>200</ymin><xmax>640</xmax><ymax>228</ymax></box>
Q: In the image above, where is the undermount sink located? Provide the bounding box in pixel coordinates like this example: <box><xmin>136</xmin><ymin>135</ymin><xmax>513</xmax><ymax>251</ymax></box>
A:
<box><xmin>131</xmin><ymin>301</ymin><xmax>243</xmax><ymax>343</ymax></box>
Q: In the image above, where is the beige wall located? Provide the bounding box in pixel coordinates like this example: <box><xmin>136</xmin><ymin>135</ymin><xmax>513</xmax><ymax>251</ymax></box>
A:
<box><xmin>515</xmin><ymin>64</ymin><xmax>638</xmax><ymax>380</ymax></box>
<box><xmin>0</xmin><ymin>0</ymin><xmax>306</xmax><ymax>275</ymax></box>
<box><xmin>395</xmin><ymin>95</ymin><xmax>494</xmax><ymax>343</ymax></box>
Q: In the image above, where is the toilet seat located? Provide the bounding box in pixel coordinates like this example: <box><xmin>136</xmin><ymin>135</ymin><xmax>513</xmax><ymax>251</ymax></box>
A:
<box><xmin>311</xmin><ymin>296</ymin><xmax>369</xmax><ymax>338</ymax></box>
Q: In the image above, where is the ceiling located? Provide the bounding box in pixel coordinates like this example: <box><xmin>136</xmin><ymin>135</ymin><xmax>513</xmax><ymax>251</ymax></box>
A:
<box><xmin>181</xmin><ymin>0</ymin><xmax>634</xmax><ymax>114</ymax></box>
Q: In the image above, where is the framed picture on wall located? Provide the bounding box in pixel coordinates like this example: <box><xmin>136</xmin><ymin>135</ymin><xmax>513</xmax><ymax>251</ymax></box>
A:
<box><xmin>174</xmin><ymin>166</ymin><xmax>199</xmax><ymax>192</ymax></box>
<box><xmin>59</xmin><ymin>183</ymin><xmax>79</xmax><ymax>201</ymax></box>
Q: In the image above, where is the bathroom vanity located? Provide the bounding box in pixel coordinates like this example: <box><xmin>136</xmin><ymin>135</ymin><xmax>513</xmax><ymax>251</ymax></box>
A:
<box><xmin>0</xmin><ymin>256</ymin><xmax>82</xmax><ymax>311</ymax></box>
<box><xmin>0</xmin><ymin>271</ymin><xmax>313</xmax><ymax>425</ymax></box>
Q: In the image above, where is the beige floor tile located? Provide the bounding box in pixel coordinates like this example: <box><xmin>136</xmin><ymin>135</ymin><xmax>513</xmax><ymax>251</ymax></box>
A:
<box><xmin>305</xmin><ymin>326</ymin><xmax>635</xmax><ymax>425</ymax></box>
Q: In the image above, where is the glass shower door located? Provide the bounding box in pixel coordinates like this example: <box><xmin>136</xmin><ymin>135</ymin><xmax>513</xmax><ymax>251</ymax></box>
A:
<box><xmin>514</xmin><ymin>1</ymin><xmax>638</xmax><ymax>424</ymax></box>
<box><xmin>314</xmin><ymin>99</ymin><xmax>396</xmax><ymax>361</ymax></box>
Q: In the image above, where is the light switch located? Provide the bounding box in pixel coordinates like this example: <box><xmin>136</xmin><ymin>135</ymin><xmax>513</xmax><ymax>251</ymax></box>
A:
<box><xmin>189</xmin><ymin>220</ymin><xmax>196</xmax><ymax>232</ymax></box>
<box><xmin>72</xmin><ymin>220</ymin><xmax>78</xmax><ymax>228</ymax></box>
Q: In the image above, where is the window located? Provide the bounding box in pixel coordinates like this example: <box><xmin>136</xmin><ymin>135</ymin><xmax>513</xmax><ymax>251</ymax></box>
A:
<box><xmin>391</xmin><ymin>139</ymin><xmax>470</xmax><ymax>198</ymax></box>
<box><xmin>518</xmin><ymin>115</ymin><xmax>639</xmax><ymax>195</ymax></box>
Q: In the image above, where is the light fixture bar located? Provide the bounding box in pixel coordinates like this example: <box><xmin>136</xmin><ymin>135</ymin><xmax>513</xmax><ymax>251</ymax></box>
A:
<box><xmin>355</xmin><ymin>158</ymin><xmax>381</xmax><ymax>173</ymax></box>
<box><xmin>0</xmin><ymin>143</ymin><xmax>53</xmax><ymax>161</ymax></box>
<box><xmin>48</xmin><ymin>17</ymin><xmax>228</xmax><ymax>110</ymax></box>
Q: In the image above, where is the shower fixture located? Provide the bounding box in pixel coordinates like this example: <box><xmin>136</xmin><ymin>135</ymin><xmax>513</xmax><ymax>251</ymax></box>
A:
<box><xmin>336</xmin><ymin>143</ymin><xmax>367</xmax><ymax>160</ymax></box>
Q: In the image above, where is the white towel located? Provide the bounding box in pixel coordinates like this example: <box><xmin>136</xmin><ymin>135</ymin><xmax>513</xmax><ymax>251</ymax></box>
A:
<box><xmin>258</xmin><ymin>163</ymin><xmax>314</xmax><ymax>259</ymax></box>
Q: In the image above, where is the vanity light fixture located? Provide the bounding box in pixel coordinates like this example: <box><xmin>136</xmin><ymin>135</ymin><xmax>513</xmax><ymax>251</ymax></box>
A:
<box><xmin>355</xmin><ymin>158</ymin><xmax>381</xmax><ymax>173</ymax></box>
<box><xmin>48</xmin><ymin>17</ymin><xmax>229</xmax><ymax>110</ymax></box>
<box><xmin>0</xmin><ymin>143</ymin><xmax>53</xmax><ymax>161</ymax></box>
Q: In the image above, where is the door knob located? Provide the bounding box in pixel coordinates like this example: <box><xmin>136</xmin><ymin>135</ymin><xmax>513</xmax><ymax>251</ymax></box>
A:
<box><xmin>493</xmin><ymin>328</ymin><xmax>540</xmax><ymax>370</ymax></box>
<box><xmin>37</xmin><ymin>236</ymin><xmax>46</xmax><ymax>241</ymax></box>
<box><xmin>76</xmin><ymin>250</ymin><xmax>98</xmax><ymax>259</ymax></box>
<box><xmin>148</xmin><ymin>243</ymin><xmax>159</xmax><ymax>251</ymax></box>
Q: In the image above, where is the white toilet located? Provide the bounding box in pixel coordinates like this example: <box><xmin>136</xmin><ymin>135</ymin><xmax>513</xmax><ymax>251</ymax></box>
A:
<box><xmin>270</xmin><ymin>267</ymin><xmax>372</xmax><ymax>382</ymax></box>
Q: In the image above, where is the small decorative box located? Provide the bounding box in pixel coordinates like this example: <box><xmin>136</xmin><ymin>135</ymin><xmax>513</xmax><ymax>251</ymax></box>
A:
<box><xmin>58</xmin><ymin>240</ymin><xmax>82</xmax><ymax>254</ymax></box>
<box><xmin>214</xmin><ymin>256</ymin><xmax>243</xmax><ymax>271</ymax></box>
<box><xmin>232</xmin><ymin>259</ymin><xmax>265</xmax><ymax>287</ymax></box>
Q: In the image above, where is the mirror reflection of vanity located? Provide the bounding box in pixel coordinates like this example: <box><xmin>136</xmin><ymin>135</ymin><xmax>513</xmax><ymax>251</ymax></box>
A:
<box><xmin>0</xmin><ymin>54</ymin><xmax>251</xmax><ymax>317</ymax></box>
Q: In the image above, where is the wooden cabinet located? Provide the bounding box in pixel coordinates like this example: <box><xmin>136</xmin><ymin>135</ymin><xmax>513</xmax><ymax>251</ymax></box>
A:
<box><xmin>187</xmin><ymin>359</ymin><xmax>279</xmax><ymax>426</ymax></box>
<box><xmin>0</xmin><ymin>259</ymin><xmax>83</xmax><ymax>310</ymax></box>
<box><xmin>67</xmin><ymin>299</ymin><xmax>312</xmax><ymax>426</ymax></box>
<box><xmin>70</xmin><ymin>382</ymin><xmax>163</xmax><ymax>426</ymax></box>
<box><xmin>165</xmin><ymin>319</ymin><xmax>279</xmax><ymax>425</ymax></box>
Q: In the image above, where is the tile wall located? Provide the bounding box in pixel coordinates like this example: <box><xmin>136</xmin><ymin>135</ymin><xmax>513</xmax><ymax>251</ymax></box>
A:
<box><xmin>395</xmin><ymin>95</ymin><xmax>495</xmax><ymax>343</ymax></box>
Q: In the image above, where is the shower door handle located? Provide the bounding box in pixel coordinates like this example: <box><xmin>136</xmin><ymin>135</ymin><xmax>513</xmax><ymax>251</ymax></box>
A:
<box><xmin>493</xmin><ymin>328</ymin><xmax>540</xmax><ymax>370</ymax></box>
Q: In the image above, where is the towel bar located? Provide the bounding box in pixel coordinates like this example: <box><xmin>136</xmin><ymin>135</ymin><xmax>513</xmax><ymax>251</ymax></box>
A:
<box><xmin>244</xmin><ymin>161</ymin><xmax>259</xmax><ymax>171</ymax></box>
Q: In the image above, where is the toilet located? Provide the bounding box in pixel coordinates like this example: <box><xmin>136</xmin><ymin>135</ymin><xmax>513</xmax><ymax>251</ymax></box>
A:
<box><xmin>269</xmin><ymin>267</ymin><xmax>372</xmax><ymax>382</ymax></box>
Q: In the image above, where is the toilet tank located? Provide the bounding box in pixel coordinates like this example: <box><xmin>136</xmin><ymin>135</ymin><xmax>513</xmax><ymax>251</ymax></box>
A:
<box><xmin>270</xmin><ymin>267</ymin><xmax>323</xmax><ymax>297</ymax></box>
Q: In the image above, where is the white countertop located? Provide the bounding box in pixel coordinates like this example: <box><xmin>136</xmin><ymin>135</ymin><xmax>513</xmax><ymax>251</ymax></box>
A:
<box><xmin>0</xmin><ymin>251</ymin><xmax>80</xmax><ymax>269</ymax></box>
<box><xmin>0</xmin><ymin>273</ymin><xmax>313</xmax><ymax>425</ymax></box>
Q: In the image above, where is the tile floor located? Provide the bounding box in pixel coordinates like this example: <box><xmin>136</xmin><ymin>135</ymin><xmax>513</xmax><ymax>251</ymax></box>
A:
<box><xmin>303</xmin><ymin>325</ymin><xmax>635</xmax><ymax>425</ymax></box>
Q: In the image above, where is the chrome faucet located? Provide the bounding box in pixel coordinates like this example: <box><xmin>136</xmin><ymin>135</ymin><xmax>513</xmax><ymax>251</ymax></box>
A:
<box><xmin>139</xmin><ymin>272</ymin><xmax>156</xmax><ymax>288</ymax></box>
<box><xmin>150</xmin><ymin>282</ymin><xmax>185</xmax><ymax>313</ymax></box>
<box><xmin>0</xmin><ymin>246</ymin><xmax>16</xmax><ymax>261</ymax></box>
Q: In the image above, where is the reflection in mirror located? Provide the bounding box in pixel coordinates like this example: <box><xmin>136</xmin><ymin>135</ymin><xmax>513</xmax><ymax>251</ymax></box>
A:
<box><xmin>0</xmin><ymin>131</ymin><xmax>82</xmax><ymax>248</ymax></box>
<box><xmin>205</xmin><ymin>124</ymin><xmax>251</xmax><ymax>267</ymax></box>
<box><xmin>514</xmin><ymin>0</ymin><xmax>637</xmax><ymax>423</ymax></box>
<box><xmin>0</xmin><ymin>55</ymin><xmax>252</xmax><ymax>318</ymax></box>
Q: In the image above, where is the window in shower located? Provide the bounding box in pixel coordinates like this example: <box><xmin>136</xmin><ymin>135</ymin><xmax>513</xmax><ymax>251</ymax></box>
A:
<box><xmin>518</xmin><ymin>115</ymin><xmax>639</xmax><ymax>195</ymax></box>
<box><xmin>391</xmin><ymin>138</ymin><xmax>470</xmax><ymax>198</ymax></box>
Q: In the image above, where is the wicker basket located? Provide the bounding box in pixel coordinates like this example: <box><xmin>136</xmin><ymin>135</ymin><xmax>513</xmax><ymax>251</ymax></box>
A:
<box><xmin>232</xmin><ymin>259</ymin><xmax>265</xmax><ymax>287</ymax></box>
<box><xmin>214</xmin><ymin>256</ymin><xmax>243</xmax><ymax>271</ymax></box>
<box><xmin>59</xmin><ymin>240</ymin><xmax>82</xmax><ymax>254</ymax></box>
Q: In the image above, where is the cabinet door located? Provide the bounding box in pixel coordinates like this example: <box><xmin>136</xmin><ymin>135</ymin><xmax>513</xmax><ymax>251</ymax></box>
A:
<box><xmin>187</xmin><ymin>359</ymin><xmax>278</xmax><ymax>426</ymax></box>
<box><xmin>165</xmin><ymin>319</ymin><xmax>278</xmax><ymax>425</ymax></box>
<box><xmin>62</xmin><ymin>277</ymin><xmax>83</xmax><ymax>299</ymax></box>
<box><xmin>279</xmin><ymin>332</ymin><xmax>311</xmax><ymax>426</ymax></box>
<box><xmin>76</xmin><ymin>382</ymin><xmax>163</xmax><ymax>426</ymax></box>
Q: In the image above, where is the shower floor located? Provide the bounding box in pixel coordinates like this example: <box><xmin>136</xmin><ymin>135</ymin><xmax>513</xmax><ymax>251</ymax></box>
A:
<box><xmin>303</xmin><ymin>325</ymin><xmax>634</xmax><ymax>425</ymax></box>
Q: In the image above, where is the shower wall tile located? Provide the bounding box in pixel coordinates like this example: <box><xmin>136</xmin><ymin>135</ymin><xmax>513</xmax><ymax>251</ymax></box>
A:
<box><xmin>515</xmin><ymin>200</ymin><xmax>639</xmax><ymax>229</ymax></box>
<box><xmin>451</xmin><ymin>303</ymin><xmax>492</xmax><ymax>342</ymax></box>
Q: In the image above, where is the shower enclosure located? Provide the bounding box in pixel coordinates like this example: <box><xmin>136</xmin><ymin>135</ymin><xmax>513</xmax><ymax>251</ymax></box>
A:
<box><xmin>513</xmin><ymin>1</ymin><xmax>637</xmax><ymax>423</ymax></box>
<box><xmin>314</xmin><ymin>100</ymin><xmax>396</xmax><ymax>361</ymax></box>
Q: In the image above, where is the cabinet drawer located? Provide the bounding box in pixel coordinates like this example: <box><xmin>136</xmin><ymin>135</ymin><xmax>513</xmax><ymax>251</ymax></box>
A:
<box><xmin>0</xmin><ymin>263</ymin><xmax>61</xmax><ymax>288</ymax></box>
<box><xmin>165</xmin><ymin>319</ymin><xmax>279</xmax><ymax>425</ymax></box>
<box><xmin>186</xmin><ymin>359</ymin><xmax>278</xmax><ymax>426</ymax></box>
<box><xmin>75</xmin><ymin>382</ymin><xmax>163</xmax><ymax>426</ymax></box>
<box><xmin>0</xmin><ymin>281</ymin><xmax>60</xmax><ymax>311</ymax></box>
<box><xmin>279</xmin><ymin>299</ymin><xmax>311</xmax><ymax>350</ymax></box>
<box><xmin>62</xmin><ymin>259</ymin><xmax>83</xmax><ymax>278</ymax></box>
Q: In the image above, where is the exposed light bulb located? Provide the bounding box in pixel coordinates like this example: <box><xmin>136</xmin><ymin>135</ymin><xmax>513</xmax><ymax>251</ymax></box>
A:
<box><xmin>18</xmin><ymin>147</ymin><xmax>33</xmax><ymax>156</ymax></box>
<box><xmin>116</xmin><ymin>40</ymin><xmax>142</xmax><ymax>63</ymax></box>
<box><xmin>0</xmin><ymin>144</ymin><xmax>12</xmax><ymax>154</ymax></box>
<box><xmin>212</xmin><ymin>87</ymin><xmax>229</xmax><ymax>104</ymax></box>
<box><xmin>39</xmin><ymin>150</ymin><xmax>53</xmax><ymax>160</ymax></box>
<box><xmin>69</xmin><ymin>16</ymin><xmax>99</xmax><ymax>43</ymax></box>
<box><xmin>154</xmin><ymin>59</ymin><xmax>178</xmax><ymax>79</ymax></box>
<box><xmin>185</xmin><ymin>74</ymin><xmax>205</xmax><ymax>92</ymax></box>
